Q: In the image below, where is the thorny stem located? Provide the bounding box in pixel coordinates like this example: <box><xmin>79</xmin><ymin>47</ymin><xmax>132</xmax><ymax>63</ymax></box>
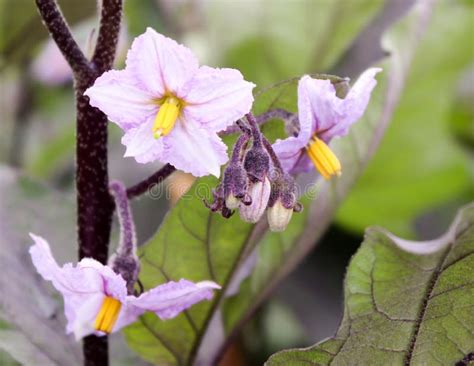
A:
<box><xmin>35</xmin><ymin>0</ymin><xmax>122</xmax><ymax>365</ymax></box>
<box><xmin>126</xmin><ymin>164</ymin><xmax>176</xmax><ymax>199</ymax></box>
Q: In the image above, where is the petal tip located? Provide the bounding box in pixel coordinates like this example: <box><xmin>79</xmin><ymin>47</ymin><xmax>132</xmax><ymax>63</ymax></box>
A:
<box><xmin>196</xmin><ymin>280</ymin><xmax>222</xmax><ymax>290</ymax></box>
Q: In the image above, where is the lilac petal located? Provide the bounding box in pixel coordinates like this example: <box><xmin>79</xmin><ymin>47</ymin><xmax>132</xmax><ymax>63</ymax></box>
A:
<box><xmin>122</xmin><ymin>116</ymin><xmax>165</xmax><ymax>164</ymax></box>
<box><xmin>182</xmin><ymin>66</ymin><xmax>255</xmax><ymax>132</ymax></box>
<box><xmin>112</xmin><ymin>303</ymin><xmax>145</xmax><ymax>332</ymax></box>
<box><xmin>289</xmin><ymin>152</ymin><xmax>314</xmax><ymax>174</ymax></box>
<box><xmin>71</xmin><ymin>293</ymin><xmax>105</xmax><ymax>340</ymax></box>
<box><xmin>29</xmin><ymin>234</ymin><xmax>128</xmax><ymax>339</ymax></box>
<box><xmin>84</xmin><ymin>70</ymin><xmax>157</xmax><ymax>131</ymax></box>
<box><xmin>29</xmin><ymin>234</ymin><xmax>103</xmax><ymax>295</ymax></box>
<box><xmin>322</xmin><ymin>67</ymin><xmax>382</xmax><ymax>140</ymax></box>
<box><xmin>126</xmin><ymin>27</ymin><xmax>199</xmax><ymax>96</ymax></box>
<box><xmin>272</xmin><ymin>76</ymin><xmax>315</xmax><ymax>173</ymax></box>
<box><xmin>128</xmin><ymin>280</ymin><xmax>220</xmax><ymax>320</ymax></box>
<box><xmin>161</xmin><ymin>120</ymin><xmax>229</xmax><ymax>178</ymax></box>
<box><xmin>302</xmin><ymin>75</ymin><xmax>346</xmax><ymax>140</ymax></box>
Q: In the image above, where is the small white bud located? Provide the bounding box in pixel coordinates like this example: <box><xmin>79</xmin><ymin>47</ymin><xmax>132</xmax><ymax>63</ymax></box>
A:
<box><xmin>267</xmin><ymin>200</ymin><xmax>293</xmax><ymax>232</ymax></box>
<box><xmin>225</xmin><ymin>194</ymin><xmax>240</xmax><ymax>209</ymax></box>
<box><xmin>239</xmin><ymin>178</ymin><xmax>271</xmax><ymax>223</ymax></box>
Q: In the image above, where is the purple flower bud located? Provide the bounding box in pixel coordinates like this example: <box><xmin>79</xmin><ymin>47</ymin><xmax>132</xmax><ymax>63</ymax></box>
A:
<box><xmin>223</xmin><ymin>163</ymin><xmax>250</xmax><ymax>209</ymax></box>
<box><xmin>239</xmin><ymin>177</ymin><xmax>271</xmax><ymax>223</ymax></box>
<box><xmin>267</xmin><ymin>173</ymin><xmax>300</xmax><ymax>232</ymax></box>
<box><xmin>110</xmin><ymin>253</ymin><xmax>140</xmax><ymax>295</ymax></box>
<box><xmin>244</xmin><ymin>146</ymin><xmax>270</xmax><ymax>183</ymax></box>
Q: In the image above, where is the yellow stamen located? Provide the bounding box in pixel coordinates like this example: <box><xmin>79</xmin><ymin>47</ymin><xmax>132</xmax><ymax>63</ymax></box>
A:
<box><xmin>152</xmin><ymin>96</ymin><xmax>181</xmax><ymax>139</ymax></box>
<box><xmin>306</xmin><ymin>137</ymin><xmax>342</xmax><ymax>180</ymax></box>
<box><xmin>94</xmin><ymin>296</ymin><xmax>122</xmax><ymax>334</ymax></box>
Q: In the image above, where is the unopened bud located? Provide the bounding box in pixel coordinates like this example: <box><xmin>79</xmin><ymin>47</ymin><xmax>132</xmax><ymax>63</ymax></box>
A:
<box><xmin>239</xmin><ymin>178</ymin><xmax>271</xmax><ymax>223</ymax></box>
<box><xmin>223</xmin><ymin>163</ymin><xmax>249</xmax><ymax>209</ymax></box>
<box><xmin>110</xmin><ymin>253</ymin><xmax>140</xmax><ymax>295</ymax></box>
<box><xmin>333</xmin><ymin>78</ymin><xmax>350</xmax><ymax>99</ymax></box>
<box><xmin>225</xmin><ymin>193</ymin><xmax>240</xmax><ymax>210</ymax></box>
<box><xmin>267</xmin><ymin>201</ymin><xmax>294</xmax><ymax>232</ymax></box>
<box><xmin>267</xmin><ymin>172</ymin><xmax>300</xmax><ymax>232</ymax></box>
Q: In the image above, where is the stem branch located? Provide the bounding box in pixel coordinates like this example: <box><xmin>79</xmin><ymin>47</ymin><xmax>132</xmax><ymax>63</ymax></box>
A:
<box><xmin>126</xmin><ymin>164</ymin><xmax>176</xmax><ymax>199</ymax></box>
<box><xmin>35</xmin><ymin>0</ymin><xmax>91</xmax><ymax>77</ymax></box>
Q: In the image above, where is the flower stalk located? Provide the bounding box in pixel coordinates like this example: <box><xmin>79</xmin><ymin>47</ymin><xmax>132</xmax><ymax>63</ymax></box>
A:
<box><xmin>109</xmin><ymin>181</ymin><xmax>140</xmax><ymax>294</ymax></box>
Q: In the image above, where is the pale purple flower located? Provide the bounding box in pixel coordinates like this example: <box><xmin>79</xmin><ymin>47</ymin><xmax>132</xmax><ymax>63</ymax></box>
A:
<box><xmin>29</xmin><ymin>234</ymin><xmax>220</xmax><ymax>340</ymax></box>
<box><xmin>273</xmin><ymin>68</ymin><xmax>382</xmax><ymax>177</ymax></box>
<box><xmin>84</xmin><ymin>27</ymin><xmax>255</xmax><ymax>178</ymax></box>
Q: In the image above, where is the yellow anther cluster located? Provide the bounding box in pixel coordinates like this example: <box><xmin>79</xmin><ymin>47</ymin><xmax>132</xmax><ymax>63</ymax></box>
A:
<box><xmin>152</xmin><ymin>97</ymin><xmax>181</xmax><ymax>139</ymax></box>
<box><xmin>94</xmin><ymin>296</ymin><xmax>122</xmax><ymax>333</ymax></box>
<box><xmin>307</xmin><ymin>137</ymin><xmax>341</xmax><ymax>180</ymax></box>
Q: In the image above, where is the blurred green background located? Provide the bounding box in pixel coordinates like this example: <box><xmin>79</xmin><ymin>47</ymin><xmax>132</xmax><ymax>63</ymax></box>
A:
<box><xmin>0</xmin><ymin>0</ymin><xmax>472</xmax><ymax>364</ymax></box>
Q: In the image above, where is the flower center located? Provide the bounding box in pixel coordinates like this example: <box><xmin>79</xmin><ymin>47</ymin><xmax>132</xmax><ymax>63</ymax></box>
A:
<box><xmin>306</xmin><ymin>136</ymin><xmax>341</xmax><ymax>180</ymax></box>
<box><xmin>152</xmin><ymin>96</ymin><xmax>182</xmax><ymax>139</ymax></box>
<box><xmin>94</xmin><ymin>296</ymin><xmax>122</xmax><ymax>334</ymax></box>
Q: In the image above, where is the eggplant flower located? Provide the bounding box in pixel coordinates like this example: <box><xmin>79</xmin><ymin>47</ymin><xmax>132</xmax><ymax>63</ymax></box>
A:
<box><xmin>273</xmin><ymin>68</ymin><xmax>381</xmax><ymax>178</ymax></box>
<box><xmin>29</xmin><ymin>234</ymin><xmax>220</xmax><ymax>340</ymax></box>
<box><xmin>85</xmin><ymin>27</ymin><xmax>255</xmax><ymax>178</ymax></box>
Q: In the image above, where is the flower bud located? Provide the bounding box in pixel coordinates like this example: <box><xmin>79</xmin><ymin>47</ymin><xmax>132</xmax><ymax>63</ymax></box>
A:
<box><xmin>239</xmin><ymin>178</ymin><xmax>271</xmax><ymax>223</ymax></box>
<box><xmin>267</xmin><ymin>173</ymin><xmax>300</xmax><ymax>232</ymax></box>
<box><xmin>267</xmin><ymin>201</ymin><xmax>294</xmax><ymax>232</ymax></box>
<box><xmin>110</xmin><ymin>253</ymin><xmax>140</xmax><ymax>295</ymax></box>
<box><xmin>223</xmin><ymin>163</ymin><xmax>250</xmax><ymax>209</ymax></box>
<box><xmin>333</xmin><ymin>78</ymin><xmax>350</xmax><ymax>99</ymax></box>
<box><xmin>244</xmin><ymin>146</ymin><xmax>270</xmax><ymax>183</ymax></box>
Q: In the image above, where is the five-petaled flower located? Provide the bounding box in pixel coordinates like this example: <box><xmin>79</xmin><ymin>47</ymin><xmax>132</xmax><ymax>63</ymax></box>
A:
<box><xmin>84</xmin><ymin>27</ymin><xmax>255</xmax><ymax>178</ymax></box>
<box><xmin>273</xmin><ymin>68</ymin><xmax>381</xmax><ymax>178</ymax></box>
<box><xmin>29</xmin><ymin>234</ymin><xmax>220</xmax><ymax>340</ymax></box>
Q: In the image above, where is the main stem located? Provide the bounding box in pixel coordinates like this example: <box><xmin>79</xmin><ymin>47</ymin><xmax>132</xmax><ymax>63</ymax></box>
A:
<box><xmin>76</xmin><ymin>74</ymin><xmax>114</xmax><ymax>366</ymax></box>
<box><xmin>36</xmin><ymin>1</ymin><xmax>124</xmax><ymax>364</ymax></box>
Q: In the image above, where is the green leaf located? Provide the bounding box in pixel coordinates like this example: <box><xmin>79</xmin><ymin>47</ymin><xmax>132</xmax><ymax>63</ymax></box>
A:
<box><xmin>266</xmin><ymin>203</ymin><xmax>474</xmax><ymax>365</ymax></box>
<box><xmin>336</xmin><ymin>0</ymin><xmax>474</xmax><ymax>236</ymax></box>
<box><xmin>220</xmin><ymin>0</ymin><xmax>383</xmax><ymax>85</ymax></box>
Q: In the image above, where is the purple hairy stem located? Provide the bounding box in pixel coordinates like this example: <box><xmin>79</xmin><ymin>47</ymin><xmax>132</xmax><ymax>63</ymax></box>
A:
<box><xmin>246</xmin><ymin>113</ymin><xmax>263</xmax><ymax>147</ymax></box>
<box><xmin>109</xmin><ymin>181</ymin><xmax>136</xmax><ymax>256</ymax></box>
<box><xmin>109</xmin><ymin>181</ymin><xmax>140</xmax><ymax>295</ymax></box>
<box><xmin>126</xmin><ymin>163</ymin><xmax>176</xmax><ymax>199</ymax></box>
<box><xmin>231</xmin><ymin>134</ymin><xmax>250</xmax><ymax>164</ymax></box>
<box><xmin>92</xmin><ymin>0</ymin><xmax>123</xmax><ymax>73</ymax></box>
<box><xmin>35</xmin><ymin>1</ymin><xmax>123</xmax><ymax>365</ymax></box>
<box><xmin>256</xmin><ymin>108</ymin><xmax>294</xmax><ymax>123</ymax></box>
<box><xmin>35</xmin><ymin>0</ymin><xmax>92</xmax><ymax>77</ymax></box>
<box><xmin>222</xmin><ymin>108</ymin><xmax>296</xmax><ymax>135</ymax></box>
<box><xmin>262</xmin><ymin>137</ymin><xmax>283</xmax><ymax>172</ymax></box>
